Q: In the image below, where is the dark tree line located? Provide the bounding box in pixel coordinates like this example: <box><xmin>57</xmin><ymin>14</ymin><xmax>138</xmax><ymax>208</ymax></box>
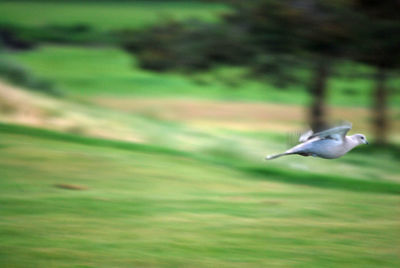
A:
<box><xmin>352</xmin><ymin>0</ymin><xmax>400</xmax><ymax>144</ymax></box>
<box><xmin>121</xmin><ymin>0</ymin><xmax>399</xmax><ymax>144</ymax></box>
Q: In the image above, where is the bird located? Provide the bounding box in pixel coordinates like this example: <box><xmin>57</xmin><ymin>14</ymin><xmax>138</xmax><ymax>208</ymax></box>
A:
<box><xmin>266</xmin><ymin>122</ymin><xmax>368</xmax><ymax>160</ymax></box>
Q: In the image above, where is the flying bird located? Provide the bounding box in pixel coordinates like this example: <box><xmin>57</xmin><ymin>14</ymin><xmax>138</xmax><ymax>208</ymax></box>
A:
<box><xmin>266</xmin><ymin>122</ymin><xmax>368</xmax><ymax>160</ymax></box>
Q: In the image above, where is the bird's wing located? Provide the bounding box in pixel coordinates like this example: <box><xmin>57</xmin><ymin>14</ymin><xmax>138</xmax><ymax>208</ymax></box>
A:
<box><xmin>309</xmin><ymin>122</ymin><xmax>352</xmax><ymax>141</ymax></box>
<box><xmin>299</xmin><ymin>130</ymin><xmax>313</xmax><ymax>143</ymax></box>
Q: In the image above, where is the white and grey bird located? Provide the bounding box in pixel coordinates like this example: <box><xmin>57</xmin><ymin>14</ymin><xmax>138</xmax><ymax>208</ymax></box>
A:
<box><xmin>266</xmin><ymin>122</ymin><xmax>368</xmax><ymax>160</ymax></box>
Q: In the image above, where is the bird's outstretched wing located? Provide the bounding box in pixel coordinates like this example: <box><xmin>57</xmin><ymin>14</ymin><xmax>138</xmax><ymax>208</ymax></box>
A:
<box><xmin>298</xmin><ymin>130</ymin><xmax>313</xmax><ymax>143</ymax></box>
<box><xmin>308</xmin><ymin>121</ymin><xmax>352</xmax><ymax>142</ymax></box>
<box><xmin>296</xmin><ymin>121</ymin><xmax>352</xmax><ymax>143</ymax></box>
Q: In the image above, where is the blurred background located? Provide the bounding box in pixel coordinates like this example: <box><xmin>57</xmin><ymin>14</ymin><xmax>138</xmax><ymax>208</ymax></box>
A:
<box><xmin>0</xmin><ymin>0</ymin><xmax>399</xmax><ymax>267</ymax></box>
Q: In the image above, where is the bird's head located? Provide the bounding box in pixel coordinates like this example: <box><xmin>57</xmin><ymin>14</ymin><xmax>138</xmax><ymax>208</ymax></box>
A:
<box><xmin>352</xmin><ymin>134</ymin><xmax>368</xmax><ymax>145</ymax></box>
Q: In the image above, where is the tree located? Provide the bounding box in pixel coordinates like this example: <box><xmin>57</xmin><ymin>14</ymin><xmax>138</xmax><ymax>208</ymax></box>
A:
<box><xmin>124</xmin><ymin>0</ymin><xmax>391</xmax><ymax>134</ymax></box>
<box><xmin>351</xmin><ymin>0</ymin><xmax>400</xmax><ymax>144</ymax></box>
<box><xmin>227</xmin><ymin>0</ymin><xmax>360</xmax><ymax>131</ymax></box>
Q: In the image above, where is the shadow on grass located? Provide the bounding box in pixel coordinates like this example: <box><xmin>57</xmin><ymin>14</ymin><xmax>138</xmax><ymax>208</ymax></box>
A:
<box><xmin>353</xmin><ymin>144</ymin><xmax>400</xmax><ymax>160</ymax></box>
<box><xmin>240</xmin><ymin>165</ymin><xmax>400</xmax><ymax>195</ymax></box>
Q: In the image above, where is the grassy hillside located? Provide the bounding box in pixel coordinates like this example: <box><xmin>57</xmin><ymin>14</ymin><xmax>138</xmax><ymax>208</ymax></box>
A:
<box><xmin>1</xmin><ymin>80</ymin><xmax>399</xmax><ymax>183</ymax></box>
<box><xmin>0</xmin><ymin>1</ymin><xmax>226</xmax><ymax>30</ymax></box>
<box><xmin>1</xmin><ymin>124</ymin><xmax>399</xmax><ymax>267</ymax></box>
<box><xmin>9</xmin><ymin>46</ymin><xmax>308</xmax><ymax>103</ymax></box>
<box><xmin>10</xmin><ymin>45</ymin><xmax>400</xmax><ymax>107</ymax></box>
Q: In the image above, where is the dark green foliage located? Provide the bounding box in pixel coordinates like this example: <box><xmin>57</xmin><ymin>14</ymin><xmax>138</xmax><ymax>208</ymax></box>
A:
<box><xmin>0</xmin><ymin>24</ymin><xmax>37</xmax><ymax>50</ymax></box>
<box><xmin>120</xmin><ymin>19</ymin><xmax>253</xmax><ymax>72</ymax></box>
<box><xmin>123</xmin><ymin>1</ymin><xmax>356</xmax><ymax>73</ymax></box>
<box><xmin>0</xmin><ymin>57</ymin><xmax>62</xmax><ymax>96</ymax></box>
<box><xmin>0</xmin><ymin>23</ymin><xmax>115</xmax><ymax>48</ymax></box>
<box><xmin>352</xmin><ymin>0</ymin><xmax>400</xmax><ymax>69</ymax></box>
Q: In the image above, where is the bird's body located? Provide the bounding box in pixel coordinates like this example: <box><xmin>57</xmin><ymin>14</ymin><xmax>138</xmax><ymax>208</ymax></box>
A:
<box><xmin>285</xmin><ymin>135</ymin><xmax>357</xmax><ymax>159</ymax></box>
<box><xmin>266</xmin><ymin>122</ymin><xmax>368</xmax><ymax>160</ymax></box>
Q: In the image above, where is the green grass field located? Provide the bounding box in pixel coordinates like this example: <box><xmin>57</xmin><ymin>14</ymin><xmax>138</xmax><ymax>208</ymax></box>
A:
<box><xmin>1</xmin><ymin>124</ymin><xmax>399</xmax><ymax>267</ymax></box>
<box><xmin>0</xmin><ymin>1</ymin><xmax>226</xmax><ymax>30</ymax></box>
<box><xmin>9</xmin><ymin>45</ymin><xmax>309</xmax><ymax>103</ymax></box>
<box><xmin>10</xmin><ymin>45</ymin><xmax>400</xmax><ymax>107</ymax></box>
<box><xmin>1</xmin><ymin>1</ymin><xmax>399</xmax><ymax>266</ymax></box>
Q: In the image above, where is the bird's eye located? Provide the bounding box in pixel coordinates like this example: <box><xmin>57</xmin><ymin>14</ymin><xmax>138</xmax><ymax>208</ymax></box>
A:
<box><xmin>361</xmin><ymin>137</ymin><xmax>364</xmax><ymax>139</ymax></box>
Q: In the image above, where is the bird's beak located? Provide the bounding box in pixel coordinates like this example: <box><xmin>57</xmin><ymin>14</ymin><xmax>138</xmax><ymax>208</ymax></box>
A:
<box><xmin>365</xmin><ymin>140</ymin><xmax>369</xmax><ymax>145</ymax></box>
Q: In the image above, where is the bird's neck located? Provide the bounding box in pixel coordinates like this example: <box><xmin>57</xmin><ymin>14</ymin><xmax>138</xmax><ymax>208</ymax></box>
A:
<box><xmin>345</xmin><ymin>135</ymin><xmax>360</xmax><ymax>150</ymax></box>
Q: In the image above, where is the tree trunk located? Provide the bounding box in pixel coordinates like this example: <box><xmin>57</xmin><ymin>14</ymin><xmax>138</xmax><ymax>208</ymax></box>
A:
<box><xmin>309</xmin><ymin>59</ymin><xmax>329</xmax><ymax>132</ymax></box>
<box><xmin>373</xmin><ymin>66</ymin><xmax>389</xmax><ymax>145</ymax></box>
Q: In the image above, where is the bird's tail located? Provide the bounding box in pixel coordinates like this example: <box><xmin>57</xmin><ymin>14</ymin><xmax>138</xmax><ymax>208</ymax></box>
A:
<box><xmin>265</xmin><ymin>153</ymin><xmax>289</xmax><ymax>160</ymax></box>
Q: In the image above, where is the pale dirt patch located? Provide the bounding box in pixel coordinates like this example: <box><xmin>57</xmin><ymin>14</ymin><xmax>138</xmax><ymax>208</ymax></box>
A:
<box><xmin>95</xmin><ymin>98</ymin><xmax>307</xmax><ymax>133</ymax></box>
<box><xmin>0</xmin><ymin>81</ymin><xmax>144</xmax><ymax>142</ymax></box>
<box><xmin>94</xmin><ymin>97</ymin><xmax>400</xmax><ymax>136</ymax></box>
<box><xmin>0</xmin><ymin>81</ymin><xmax>48</xmax><ymax>125</ymax></box>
